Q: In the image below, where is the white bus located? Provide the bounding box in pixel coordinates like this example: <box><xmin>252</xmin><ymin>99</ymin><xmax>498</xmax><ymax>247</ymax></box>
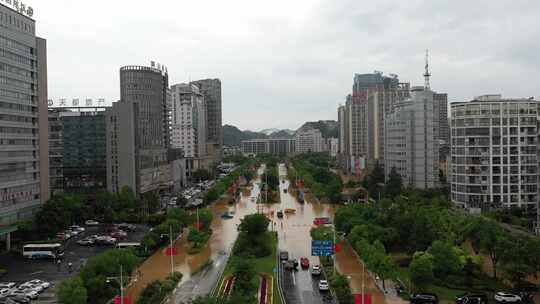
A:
<box><xmin>23</xmin><ymin>243</ymin><xmax>64</xmax><ymax>259</ymax></box>
<box><xmin>116</xmin><ymin>242</ymin><xmax>141</xmax><ymax>249</ymax></box>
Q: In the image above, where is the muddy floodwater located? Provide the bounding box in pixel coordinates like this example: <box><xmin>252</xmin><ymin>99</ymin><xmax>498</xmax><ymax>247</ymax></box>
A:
<box><xmin>126</xmin><ymin>164</ymin><xmax>387</xmax><ymax>303</ymax></box>
<box><xmin>126</xmin><ymin>166</ymin><xmax>267</xmax><ymax>301</ymax></box>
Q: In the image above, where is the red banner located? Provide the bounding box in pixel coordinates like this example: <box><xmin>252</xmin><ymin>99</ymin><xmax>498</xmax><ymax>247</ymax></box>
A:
<box><xmin>335</xmin><ymin>244</ymin><xmax>341</xmax><ymax>253</ymax></box>
<box><xmin>354</xmin><ymin>293</ymin><xmax>371</xmax><ymax>304</ymax></box>
<box><xmin>114</xmin><ymin>296</ymin><xmax>131</xmax><ymax>304</ymax></box>
<box><xmin>164</xmin><ymin>246</ymin><xmax>178</xmax><ymax>256</ymax></box>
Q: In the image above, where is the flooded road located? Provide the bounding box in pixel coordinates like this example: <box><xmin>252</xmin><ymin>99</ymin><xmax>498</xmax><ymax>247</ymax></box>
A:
<box><xmin>127</xmin><ymin>166</ymin><xmax>268</xmax><ymax>301</ymax></box>
<box><xmin>126</xmin><ymin>163</ymin><xmax>387</xmax><ymax>304</ymax></box>
<box><xmin>276</xmin><ymin>163</ymin><xmax>386</xmax><ymax>304</ymax></box>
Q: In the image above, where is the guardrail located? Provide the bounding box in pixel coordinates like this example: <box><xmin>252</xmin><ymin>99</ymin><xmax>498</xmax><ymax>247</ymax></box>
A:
<box><xmin>275</xmin><ymin>249</ymin><xmax>286</xmax><ymax>304</ymax></box>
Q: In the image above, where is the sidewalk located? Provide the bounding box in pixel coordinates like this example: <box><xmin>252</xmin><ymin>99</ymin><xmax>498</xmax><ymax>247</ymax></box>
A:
<box><xmin>168</xmin><ymin>250</ymin><xmax>229</xmax><ymax>304</ymax></box>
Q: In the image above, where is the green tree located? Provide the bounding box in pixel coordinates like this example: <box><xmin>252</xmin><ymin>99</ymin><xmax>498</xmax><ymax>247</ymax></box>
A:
<box><xmin>502</xmin><ymin>237</ymin><xmax>540</xmax><ymax>286</ymax></box>
<box><xmin>476</xmin><ymin>220</ymin><xmax>509</xmax><ymax>279</ymax></box>
<box><xmin>232</xmin><ymin>258</ymin><xmax>257</xmax><ymax>301</ymax></box>
<box><xmin>463</xmin><ymin>257</ymin><xmax>475</xmax><ymax>288</ymax></box>
<box><xmin>35</xmin><ymin>194</ymin><xmax>84</xmax><ymax>236</ymax></box>
<box><xmin>310</xmin><ymin>225</ymin><xmax>334</xmax><ymax>241</ymax></box>
<box><xmin>409</xmin><ymin>251</ymin><xmax>434</xmax><ymax>288</ymax></box>
<box><xmin>385</xmin><ymin>167</ymin><xmax>402</xmax><ymax>198</ymax></box>
<box><xmin>368</xmin><ymin>242</ymin><xmax>397</xmax><ymax>290</ymax></box>
<box><xmin>238</xmin><ymin>214</ymin><xmax>270</xmax><ymax>236</ymax></box>
<box><xmin>367</xmin><ymin>161</ymin><xmax>384</xmax><ymax>199</ymax></box>
<box><xmin>78</xmin><ymin>249</ymin><xmax>141</xmax><ymax>304</ymax></box>
<box><xmin>195</xmin><ymin>208</ymin><xmax>213</xmax><ymax>231</ymax></box>
<box><xmin>57</xmin><ymin>276</ymin><xmax>87</xmax><ymax>304</ymax></box>
<box><xmin>428</xmin><ymin>240</ymin><xmax>461</xmax><ymax>278</ymax></box>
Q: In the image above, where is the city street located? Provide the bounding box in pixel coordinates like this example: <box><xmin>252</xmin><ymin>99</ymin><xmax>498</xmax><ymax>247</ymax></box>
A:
<box><xmin>275</xmin><ymin>163</ymin><xmax>336</xmax><ymax>304</ymax></box>
<box><xmin>130</xmin><ymin>166</ymin><xmax>266</xmax><ymax>303</ymax></box>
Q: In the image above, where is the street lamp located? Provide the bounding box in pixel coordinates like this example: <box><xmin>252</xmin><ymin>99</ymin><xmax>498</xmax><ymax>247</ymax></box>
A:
<box><xmin>106</xmin><ymin>264</ymin><xmax>140</xmax><ymax>303</ymax></box>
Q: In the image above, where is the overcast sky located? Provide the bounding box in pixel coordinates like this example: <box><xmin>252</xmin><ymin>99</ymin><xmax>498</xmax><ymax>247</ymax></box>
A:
<box><xmin>34</xmin><ymin>0</ymin><xmax>540</xmax><ymax>131</ymax></box>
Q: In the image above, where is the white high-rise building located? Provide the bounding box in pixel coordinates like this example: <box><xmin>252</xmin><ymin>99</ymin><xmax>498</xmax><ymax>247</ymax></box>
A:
<box><xmin>450</xmin><ymin>95</ymin><xmax>540</xmax><ymax>210</ymax></box>
<box><xmin>384</xmin><ymin>86</ymin><xmax>440</xmax><ymax>189</ymax></box>
<box><xmin>295</xmin><ymin>128</ymin><xmax>325</xmax><ymax>153</ymax></box>
<box><xmin>170</xmin><ymin>83</ymin><xmax>207</xmax><ymax>158</ymax></box>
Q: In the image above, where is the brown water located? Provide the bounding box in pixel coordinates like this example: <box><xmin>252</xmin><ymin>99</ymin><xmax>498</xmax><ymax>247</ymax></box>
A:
<box><xmin>126</xmin><ymin>164</ymin><xmax>388</xmax><ymax>303</ymax></box>
<box><xmin>276</xmin><ymin>164</ymin><xmax>386</xmax><ymax>304</ymax></box>
<box><xmin>126</xmin><ymin>166</ymin><xmax>266</xmax><ymax>301</ymax></box>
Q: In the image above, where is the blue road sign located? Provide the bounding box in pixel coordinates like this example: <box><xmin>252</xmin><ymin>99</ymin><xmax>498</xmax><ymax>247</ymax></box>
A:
<box><xmin>311</xmin><ymin>240</ymin><xmax>334</xmax><ymax>256</ymax></box>
<box><xmin>273</xmin><ymin>267</ymin><xmax>278</xmax><ymax>273</ymax></box>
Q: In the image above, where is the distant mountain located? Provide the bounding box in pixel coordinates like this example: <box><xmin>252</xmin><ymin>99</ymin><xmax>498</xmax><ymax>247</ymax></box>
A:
<box><xmin>223</xmin><ymin>121</ymin><xmax>336</xmax><ymax>147</ymax></box>
<box><xmin>268</xmin><ymin>130</ymin><xmax>294</xmax><ymax>138</ymax></box>
<box><xmin>260</xmin><ymin>128</ymin><xmax>280</xmax><ymax>135</ymax></box>
<box><xmin>223</xmin><ymin>125</ymin><xmax>294</xmax><ymax>146</ymax></box>
<box><xmin>223</xmin><ymin>125</ymin><xmax>266</xmax><ymax>146</ymax></box>
<box><xmin>297</xmin><ymin>120</ymin><xmax>338</xmax><ymax>138</ymax></box>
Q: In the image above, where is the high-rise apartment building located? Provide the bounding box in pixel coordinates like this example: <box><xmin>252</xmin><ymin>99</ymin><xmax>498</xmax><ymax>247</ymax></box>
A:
<box><xmin>170</xmin><ymin>83</ymin><xmax>207</xmax><ymax>158</ymax></box>
<box><xmin>338</xmin><ymin>72</ymin><xmax>409</xmax><ymax>175</ymax></box>
<box><xmin>384</xmin><ymin>86</ymin><xmax>440</xmax><ymax>189</ymax></box>
<box><xmin>48</xmin><ymin>109</ymin><xmax>107</xmax><ymax>195</ymax></box>
<box><xmin>0</xmin><ymin>4</ymin><xmax>48</xmax><ymax>228</ymax></box>
<box><xmin>295</xmin><ymin>128</ymin><xmax>325</xmax><ymax>153</ymax></box>
<box><xmin>450</xmin><ymin>95</ymin><xmax>540</xmax><ymax>210</ymax></box>
<box><xmin>106</xmin><ymin>65</ymin><xmax>170</xmax><ymax>195</ymax></box>
<box><xmin>191</xmin><ymin>79</ymin><xmax>222</xmax><ymax>162</ymax></box>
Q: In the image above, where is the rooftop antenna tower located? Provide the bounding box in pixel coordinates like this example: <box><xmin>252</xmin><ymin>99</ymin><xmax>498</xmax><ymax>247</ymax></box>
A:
<box><xmin>424</xmin><ymin>49</ymin><xmax>431</xmax><ymax>90</ymax></box>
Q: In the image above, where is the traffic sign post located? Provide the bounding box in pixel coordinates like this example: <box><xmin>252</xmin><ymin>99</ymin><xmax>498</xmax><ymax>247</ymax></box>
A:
<box><xmin>311</xmin><ymin>240</ymin><xmax>334</xmax><ymax>256</ymax></box>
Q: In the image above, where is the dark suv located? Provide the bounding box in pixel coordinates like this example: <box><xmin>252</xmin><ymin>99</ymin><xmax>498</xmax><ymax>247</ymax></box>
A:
<box><xmin>410</xmin><ymin>293</ymin><xmax>439</xmax><ymax>304</ymax></box>
<box><xmin>279</xmin><ymin>251</ymin><xmax>289</xmax><ymax>260</ymax></box>
<box><xmin>456</xmin><ymin>293</ymin><xmax>488</xmax><ymax>304</ymax></box>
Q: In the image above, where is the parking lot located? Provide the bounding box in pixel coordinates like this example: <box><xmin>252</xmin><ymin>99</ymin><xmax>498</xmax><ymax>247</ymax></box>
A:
<box><xmin>0</xmin><ymin>223</ymin><xmax>148</xmax><ymax>303</ymax></box>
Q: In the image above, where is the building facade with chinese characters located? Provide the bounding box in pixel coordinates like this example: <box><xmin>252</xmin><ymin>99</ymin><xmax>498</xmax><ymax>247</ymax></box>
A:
<box><xmin>0</xmin><ymin>3</ymin><xmax>48</xmax><ymax>228</ymax></box>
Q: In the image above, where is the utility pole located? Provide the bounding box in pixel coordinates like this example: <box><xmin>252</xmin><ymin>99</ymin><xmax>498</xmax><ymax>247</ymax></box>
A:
<box><xmin>169</xmin><ymin>225</ymin><xmax>174</xmax><ymax>275</ymax></box>
<box><xmin>332</xmin><ymin>225</ymin><xmax>336</xmax><ymax>276</ymax></box>
<box><xmin>362</xmin><ymin>261</ymin><xmax>365</xmax><ymax>304</ymax></box>
<box><xmin>120</xmin><ymin>264</ymin><xmax>124</xmax><ymax>303</ymax></box>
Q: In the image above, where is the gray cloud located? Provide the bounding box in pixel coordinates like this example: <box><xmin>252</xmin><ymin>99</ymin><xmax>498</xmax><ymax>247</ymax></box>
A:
<box><xmin>33</xmin><ymin>0</ymin><xmax>540</xmax><ymax>130</ymax></box>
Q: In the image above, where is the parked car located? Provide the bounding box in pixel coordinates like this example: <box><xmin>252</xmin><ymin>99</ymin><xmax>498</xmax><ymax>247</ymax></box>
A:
<box><xmin>494</xmin><ymin>292</ymin><xmax>521</xmax><ymax>303</ymax></box>
<box><xmin>0</xmin><ymin>296</ymin><xmax>18</xmax><ymax>304</ymax></box>
<box><xmin>77</xmin><ymin>238</ymin><xmax>94</xmax><ymax>246</ymax></box>
<box><xmin>65</xmin><ymin>229</ymin><xmax>80</xmax><ymax>236</ymax></box>
<box><xmin>0</xmin><ymin>295</ymin><xmax>25</xmax><ymax>304</ymax></box>
<box><xmin>9</xmin><ymin>290</ymin><xmax>37</xmax><ymax>300</ymax></box>
<box><xmin>410</xmin><ymin>293</ymin><xmax>439</xmax><ymax>304</ymax></box>
<box><xmin>319</xmin><ymin>280</ymin><xmax>329</xmax><ymax>291</ymax></box>
<box><xmin>0</xmin><ymin>290</ymin><xmax>10</xmax><ymax>297</ymax></box>
<box><xmin>456</xmin><ymin>293</ymin><xmax>488</xmax><ymax>304</ymax></box>
<box><xmin>279</xmin><ymin>251</ymin><xmax>289</xmax><ymax>260</ymax></box>
<box><xmin>95</xmin><ymin>236</ymin><xmax>117</xmax><ymax>245</ymax></box>
<box><xmin>300</xmin><ymin>257</ymin><xmax>310</xmax><ymax>269</ymax></box>
<box><xmin>69</xmin><ymin>225</ymin><xmax>85</xmax><ymax>232</ymax></box>
<box><xmin>0</xmin><ymin>284</ymin><xmax>15</xmax><ymax>290</ymax></box>
<box><xmin>117</xmin><ymin>223</ymin><xmax>136</xmax><ymax>231</ymax></box>
<box><xmin>311</xmin><ymin>264</ymin><xmax>321</xmax><ymax>275</ymax></box>
<box><xmin>110</xmin><ymin>230</ymin><xmax>127</xmax><ymax>240</ymax></box>
<box><xmin>17</xmin><ymin>285</ymin><xmax>42</xmax><ymax>295</ymax></box>
<box><xmin>85</xmin><ymin>220</ymin><xmax>99</xmax><ymax>226</ymax></box>
<box><xmin>277</xmin><ymin>210</ymin><xmax>284</xmax><ymax>218</ymax></box>
<box><xmin>26</xmin><ymin>280</ymin><xmax>49</xmax><ymax>290</ymax></box>
<box><xmin>18</xmin><ymin>283</ymin><xmax>42</xmax><ymax>293</ymax></box>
